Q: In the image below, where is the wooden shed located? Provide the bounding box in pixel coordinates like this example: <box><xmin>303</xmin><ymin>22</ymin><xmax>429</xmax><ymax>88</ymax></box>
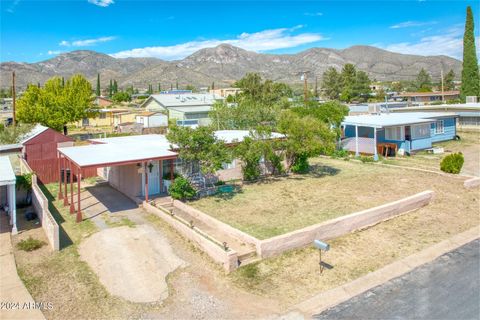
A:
<box><xmin>20</xmin><ymin>125</ymin><xmax>96</xmax><ymax>183</ymax></box>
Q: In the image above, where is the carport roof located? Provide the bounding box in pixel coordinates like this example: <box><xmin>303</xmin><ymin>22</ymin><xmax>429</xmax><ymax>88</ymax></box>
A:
<box><xmin>342</xmin><ymin>112</ymin><xmax>457</xmax><ymax>128</ymax></box>
<box><xmin>0</xmin><ymin>156</ymin><xmax>16</xmax><ymax>186</ymax></box>
<box><xmin>58</xmin><ymin>134</ymin><xmax>178</xmax><ymax>168</ymax></box>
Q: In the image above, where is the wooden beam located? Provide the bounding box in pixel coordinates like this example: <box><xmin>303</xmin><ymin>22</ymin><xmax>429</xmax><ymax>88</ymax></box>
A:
<box><xmin>58</xmin><ymin>154</ymin><xmax>63</xmax><ymax>200</ymax></box>
<box><xmin>63</xmin><ymin>157</ymin><xmax>69</xmax><ymax>206</ymax></box>
<box><xmin>70</xmin><ymin>159</ymin><xmax>75</xmax><ymax>214</ymax></box>
<box><xmin>76</xmin><ymin>168</ymin><xmax>82</xmax><ymax>223</ymax></box>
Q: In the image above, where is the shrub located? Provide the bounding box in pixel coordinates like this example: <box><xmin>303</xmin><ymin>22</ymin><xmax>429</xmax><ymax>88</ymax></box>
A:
<box><xmin>214</xmin><ymin>180</ymin><xmax>226</xmax><ymax>186</ymax></box>
<box><xmin>267</xmin><ymin>152</ymin><xmax>285</xmax><ymax>175</ymax></box>
<box><xmin>168</xmin><ymin>177</ymin><xmax>197</xmax><ymax>200</ymax></box>
<box><xmin>440</xmin><ymin>152</ymin><xmax>464</xmax><ymax>174</ymax></box>
<box><xmin>359</xmin><ymin>155</ymin><xmax>374</xmax><ymax>163</ymax></box>
<box><xmin>331</xmin><ymin>149</ymin><xmax>349</xmax><ymax>159</ymax></box>
<box><xmin>16</xmin><ymin>236</ymin><xmax>46</xmax><ymax>252</ymax></box>
<box><xmin>291</xmin><ymin>153</ymin><xmax>309</xmax><ymax>173</ymax></box>
<box><xmin>16</xmin><ymin>173</ymin><xmax>33</xmax><ymax>191</ymax></box>
<box><xmin>242</xmin><ymin>161</ymin><xmax>261</xmax><ymax>181</ymax></box>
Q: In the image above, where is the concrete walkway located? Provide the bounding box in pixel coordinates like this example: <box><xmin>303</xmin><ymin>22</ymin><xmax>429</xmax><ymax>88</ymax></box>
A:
<box><xmin>0</xmin><ymin>213</ymin><xmax>45</xmax><ymax>320</ymax></box>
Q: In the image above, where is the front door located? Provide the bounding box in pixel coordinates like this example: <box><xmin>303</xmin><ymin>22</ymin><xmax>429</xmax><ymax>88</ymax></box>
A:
<box><xmin>142</xmin><ymin>161</ymin><xmax>160</xmax><ymax>196</ymax></box>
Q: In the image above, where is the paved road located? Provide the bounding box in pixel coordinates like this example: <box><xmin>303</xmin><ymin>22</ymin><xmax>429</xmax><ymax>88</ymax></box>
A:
<box><xmin>315</xmin><ymin>239</ymin><xmax>480</xmax><ymax>320</ymax></box>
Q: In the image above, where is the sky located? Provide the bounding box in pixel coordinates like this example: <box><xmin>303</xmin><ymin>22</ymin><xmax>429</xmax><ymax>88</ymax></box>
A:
<box><xmin>0</xmin><ymin>0</ymin><xmax>478</xmax><ymax>63</ymax></box>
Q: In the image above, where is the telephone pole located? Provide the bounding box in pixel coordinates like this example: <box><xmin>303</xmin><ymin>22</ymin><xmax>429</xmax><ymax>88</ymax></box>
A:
<box><xmin>440</xmin><ymin>68</ymin><xmax>445</xmax><ymax>103</ymax></box>
<box><xmin>12</xmin><ymin>71</ymin><xmax>16</xmax><ymax>127</ymax></box>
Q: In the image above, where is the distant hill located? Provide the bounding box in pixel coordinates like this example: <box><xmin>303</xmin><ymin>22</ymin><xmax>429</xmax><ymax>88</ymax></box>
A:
<box><xmin>0</xmin><ymin>44</ymin><xmax>462</xmax><ymax>90</ymax></box>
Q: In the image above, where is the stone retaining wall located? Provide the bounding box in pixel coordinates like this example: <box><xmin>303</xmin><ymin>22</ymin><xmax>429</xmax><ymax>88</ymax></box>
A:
<box><xmin>173</xmin><ymin>200</ymin><xmax>261</xmax><ymax>252</ymax></box>
<box><xmin>258</xmin><ymin>190</ymin><xmax>434</xmax><ymax>258</ymax></box>
<box><xmin>143</xmin><ymin>201</ymin><xmax>238</xmax><ymax>273</ymax></box>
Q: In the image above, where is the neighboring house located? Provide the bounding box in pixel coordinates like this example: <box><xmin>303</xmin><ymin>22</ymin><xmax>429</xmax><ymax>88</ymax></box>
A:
<box><xmin>74</xmin><ymin>109</ymin><xmax>136</xmax><ymax>128</ymax></box>
<box><xmin>58</xmin><ymin>130</ymin><xmax>283</xmax><ymax>211</ymax></box>
<box><xmin>341</xmin><ymin>112</ymin><xmax>458</xmax><ymax>158</ymax></box>
<box><xmin>396</xmin><ymin>91</ymin><xmax>460</xmax><ymax>104</ymax></box>
<box><xmin>19</xmin><ymin>124</ymin><xmax>74</xmax><ymax>183</ymax></box>
<box><xmin>0</xmin><ymin>156</ymin><xmax>17</xmax><ymax>234</ymax></box>
<box><xmin>135</xmin><ymin>112</ymin><xmax>168</xmax><ymax>128</ymax></box>
<box><xmin>95</xmin><ymin>96</ymin><xmax>113</xmax><ymax>107</ymax></box>
<box><xmin>390</xmin><ymin>103</ymin><xmax>480</xmax><ymax>128</ymax></box>
<box><xmin>209</xmin><ymin>88</ymin><xmax>242</xmax><ymax>98</ymax></box>
<box><xmin>140</xmin><ymin>93</ymin><xmax>223</xmax><ymax>127</ymax></box>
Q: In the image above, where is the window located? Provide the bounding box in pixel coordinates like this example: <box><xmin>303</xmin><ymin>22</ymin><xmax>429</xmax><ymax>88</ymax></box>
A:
<box><xmin>385</xmin><ymin>126</ymin><xmax>404</xmax><ymax>141</ymax></box>
<box><xmin>411</xmin><ymin>124</ymin><xmax>430</xmax><ymax>139</ymax></box>
<box><xmin>435</xmin><ymin>120</ymin><xmax>444</xmax><ymax>134</ymax></box>
<box><xmin>222</xmin><ymin>160</ymin><xmax>236</xmax><ymax>170</ymax></box>
<box><xmin>99</xmin><ymin>113</ymin><xmax>106</xmax><ymax>119</ymax></box>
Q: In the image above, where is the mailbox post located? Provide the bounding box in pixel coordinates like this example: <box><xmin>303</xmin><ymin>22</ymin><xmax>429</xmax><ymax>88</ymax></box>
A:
<box><xmin>313</xmin><ymin>239</ymin><xmax>330</xmax><ymax>274</ymax></box>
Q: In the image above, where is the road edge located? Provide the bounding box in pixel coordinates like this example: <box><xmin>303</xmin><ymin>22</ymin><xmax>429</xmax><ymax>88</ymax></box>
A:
<box><xmin>292</xmin><ymin>225</ymin><xmax>480</xmax><ymax>317</ymax></box>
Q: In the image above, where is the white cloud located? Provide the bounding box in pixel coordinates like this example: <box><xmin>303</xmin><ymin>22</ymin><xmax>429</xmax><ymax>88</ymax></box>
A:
<box><xmin>88</xmin><ymin>0</ymin><xmax>114</xmax><ymax>7</ymax></box>
<box><xmin>381</xmin><ymin>26</ymin><xmax>479</xmax><ymax>59</ymax></box>
<box><xmin>304</xmin><ymin>12</ymin><xmax>323</xmax><ymax>16</ymax></box>
<box><xmin>59</xmin><ymin>36</ymin><xmax>116</xmax><ymax>47</ymax></box>
<box><xmin>390</xmin><ymin>21</ymin><xmax>436</xmax><ymax>29</ymax></box>
<box><xmin>110</xmin><ymin>26</ymin><xmax>326</xmax><ymax>60</ymax></box>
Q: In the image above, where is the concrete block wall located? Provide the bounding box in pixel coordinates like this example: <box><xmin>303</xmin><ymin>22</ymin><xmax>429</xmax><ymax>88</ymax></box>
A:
<box><xmin>143</xmin><ymin>201</ymin><xmax>239</xmax><ymax>273</ymax></box>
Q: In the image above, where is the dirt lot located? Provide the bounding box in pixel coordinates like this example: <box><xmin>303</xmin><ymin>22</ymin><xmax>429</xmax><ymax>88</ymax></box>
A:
<box><xmin>189</xmin><ymin>157</ymin><xmax>470</xmax><ymax>239</ymax></box>
<box><xmin>79</xmin><ymin>225</ymin><xmax>187</xmax><ymax>303</ymax></box>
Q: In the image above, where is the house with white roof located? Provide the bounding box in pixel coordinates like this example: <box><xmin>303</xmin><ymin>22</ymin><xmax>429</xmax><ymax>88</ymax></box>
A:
<box><xmin>140</xmin><ymin>93</ymin><xmax>223</xmax><ymax>127</ymax></box>
<box><xmin>341</xmin><ymin>112</ymin><xmax>459</xmax><ymax>159</ymax></box>
<box><xmin>57</xmin><ymin>130</ymin><xmax>284</xmax><ymax>220</ymax></box>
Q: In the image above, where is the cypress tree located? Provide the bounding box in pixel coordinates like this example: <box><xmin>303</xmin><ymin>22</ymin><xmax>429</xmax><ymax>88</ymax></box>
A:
<box><xmin>109</xmin><ymin>79</ymin><xmax>113</xmax><ymax>97</ymax></box>
<box><xmin>113</xmin><ymin>80</ymin><xmax>118</xmax><ymax>94</ymax></box>
<box><xmin>61</xmin><ymin>77</ymin><xmax>65</xmax><ymax>87</ymax></box>
<box><xmin>461</xmin><ymin>6</ymin><xmax>480</xmax><ymax>100</ymax></box>
<box><xmin>170</xmin><ymin>83</ymin><xmax>173</xmax><ymax>91</ymax></box>
<box><xmin>158</xmin><ymin>83</ymin><xmax>161</xmax><ymax>92</ymax></box>
<box><xmin>211</xmin><ymin>81</ymin><xmax>215</xmax><ymax>90</ymax></box>
<box><xmin>175</xmin><ymin>81</ymin><xmax>178</xmax><ymax>89</ymax></box>
<box><xmin>96</xmin><ymin>73</ymin><xmax>101</xmax><ymax>96</ymax></box>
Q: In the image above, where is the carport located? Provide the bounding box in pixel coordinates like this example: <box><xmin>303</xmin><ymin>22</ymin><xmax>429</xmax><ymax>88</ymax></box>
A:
<box><xmin>57</xmin><ymin>137</ymin><xmax>178</xmax><ymax>223</ymax></box>
<box><xmin>0</xmin><ymin>156</ymin><xmax>17</xmax><ymax>234</ymax></box>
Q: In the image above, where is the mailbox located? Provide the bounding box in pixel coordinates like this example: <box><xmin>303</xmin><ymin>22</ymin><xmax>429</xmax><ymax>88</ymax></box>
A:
<box><xmin>313</xmin><ymin>239</ymin><xmax>330</xmax><ymax>251</ymax></box>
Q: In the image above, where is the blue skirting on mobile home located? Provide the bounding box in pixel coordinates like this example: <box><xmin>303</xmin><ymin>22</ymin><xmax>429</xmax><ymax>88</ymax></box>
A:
<box><xmin>341</xmin><ymin>112</ymin><xmax>458</xmax><ymax>158</ymax></box>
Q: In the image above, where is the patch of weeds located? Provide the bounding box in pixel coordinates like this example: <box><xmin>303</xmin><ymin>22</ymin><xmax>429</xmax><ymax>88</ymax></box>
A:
<box><xmin>105</xmin><ymin>217</ymin><xmax>136</xmax><ymax>228</ymax></box>
<box><xmin>359</xmin><ymin>155</ymin><xmax>374</xmax><ymax>163</ymax></box>
<box><xmin>16</xmin><ymin>236</ymin><xmax>46</xmax><ymax>252</ymax></box>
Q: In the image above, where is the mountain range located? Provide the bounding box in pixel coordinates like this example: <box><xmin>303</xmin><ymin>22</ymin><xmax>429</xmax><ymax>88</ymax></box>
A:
<box><xmin>0</xmin><ymin>44</ymin><xmax>462</xmax><ymax>90</ymax></box>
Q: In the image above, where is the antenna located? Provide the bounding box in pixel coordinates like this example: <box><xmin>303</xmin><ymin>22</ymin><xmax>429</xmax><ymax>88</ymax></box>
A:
<box><xmin>12</xmin><ymin>71</ymin><xmax>16</xmax><ymax>127</ymax></box>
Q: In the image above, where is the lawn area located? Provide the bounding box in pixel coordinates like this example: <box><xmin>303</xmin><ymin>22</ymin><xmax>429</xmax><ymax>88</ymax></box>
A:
<box><xmin>189</xmin><ymin>157</ymin><xmax>468</xmax><ymax>239</ymax></box>
<box><xmin>382</xmin><ymin>129</ymin><xmax>480</xmax><ymax>175</ymax></box>
<box><xmin>228</xmin><ymin>161</ymin><xmax>479</xmax><ymax>305</ymax></box>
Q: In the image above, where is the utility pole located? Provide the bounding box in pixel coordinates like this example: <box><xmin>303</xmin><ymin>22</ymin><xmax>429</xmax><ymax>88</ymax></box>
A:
<box><xmin>12</xmin><ymin>71</ymin><xmax>16</xmax><ymax>127</ymax></box>
<box><xmin>440</xmin><ymin>68</ymin><xmax>445</xmax><ymax>103</ymax></box>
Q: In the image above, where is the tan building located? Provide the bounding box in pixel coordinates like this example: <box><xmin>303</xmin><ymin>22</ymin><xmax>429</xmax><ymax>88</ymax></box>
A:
<box><xmin>396</xmin><ymin>91</ymin><xmax>460</xmax><ymax>104</ymax></box>
<box><xmin>74</xmin><ymin>108</ymin><xmax>137</xmax><ymax>128</ymax></box>
<box><xmin>209</xmin><ymin>88</ymin><xmax>242</xmax><ymax>98</ymax></box>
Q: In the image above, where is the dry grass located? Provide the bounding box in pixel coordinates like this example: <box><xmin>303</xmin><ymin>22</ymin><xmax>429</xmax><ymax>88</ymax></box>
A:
<box><xmin>190</xmin><ymin>157</ymin><xmax>469</xmax><ymax>239</ymax></box>
<box><xmin>229</xmin><ymin>161</ymin><xmax>480</xmax><ymax>306</ymax></box>
<box><xmin>382</xmin><ymin>129</ymin><xmax>480</xmax><ymax>173</ymax></box>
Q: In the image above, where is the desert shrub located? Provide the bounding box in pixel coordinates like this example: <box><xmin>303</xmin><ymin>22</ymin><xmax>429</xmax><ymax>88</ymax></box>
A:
<box><xmin>440</xmin><ymin>152</ymin><xmax>464</xmax><ymax>174</ymax></box>
<box><xmin>16</xmin><ymin>173</ymin><xmax>33</xmax><ymax>191</ymax></box>
<box><xmin>359</xmin><ymin>155</ymin><xmax>374</xmax><ymax>163</ymax></box>
<box><xmin>168</xmin><ymin>177</ymin><xmax>197</xmax><ymax>200</ymax></box>
<box><xmin>331</xmin><ymin>149</ymin><xmax>349</xmax><ymax>159</ymax></box>
<box><xmin>242</xmin><ymin>160</ymin><xmax>262</xmax><ymax>181</ymax></box>
<box><xmin>291</xmin><ymin>153</ymin><xmax>309</xmax><ymax>173</ymax></box>
<box><xmin>16</xmin><ymin>237</ymin><xmax>46</xmax><ymax>252</ymax></box>
<box><xmin>267</xmin><ymin>152</ymin><xmax>285</xmax><ymax>175</ymax></box>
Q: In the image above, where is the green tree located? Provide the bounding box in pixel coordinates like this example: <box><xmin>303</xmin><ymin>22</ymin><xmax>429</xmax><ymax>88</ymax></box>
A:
<box><xmin>211</xmin><ymin>81</ymin><xmax>215</xmax><ymax>90</ymax></box>
<box><xmin>109</xmin><ymin>79</ymin><xmax>113</xmax><ymax>97</ymax></box>
<box><xmin>443</xmin><ymin>69</ymin><xmax>456</xmax><ymax>91</ymax></box>
<box><xmin>278</xmin><ymin>110</ymin><xmax>335</xmax><ymax>172</ymax></box>
<box><xmin>96</xmin><ymin>73</ymin><xmax>101</xmax><ymax>96</ymax></box>
<box><xmin>353</xmin><ymin>71</ymin><xmax>371</xmax><ymax>101</ymax></box>
<box><xmin>339</xmin><ymin>64</ymin><xmax>357</xmax><ymax>102</ymax></box>
<box><xmin>415</xmin><ymin>68</ymin><xmax>432</xmax><ymax>92</ymax></box>
<box><xmin>16</xmin><ymin>75</ymin><xmax>96</xmax><ymax>132</ymax></box>
<box><xmin>235</xmin><ymin>136</ymin><xmax>262</xmax><ymax>181</ymax></box>
<box><xmin>175</xmin><ymin>81</ymin><xmax>179</xmax><ymax>89</ymax></box>
<box><xmin>0</xmin><ymin>123</ymin><xmax>35</xmax><ymax>144</ymax></box>
<box><xmin>185</xmin><ymin>84</ymin><xmax>195</xmax><ymax>92</ymax></box>
<box><xmin>113</xmin><ymin>80</ymin><xmax>118</xmax><ymax>94</ymax></box>
<box><xmin>166</xmin><ymin>125</ymin><xmax>231</xmax><ymax>175</ymax></box>
<box><xmin>158</xmin><ymin>83</ymin><xmax>162</xmax><ymax>93</ymax></box>
<box><xmin>322</xmin><ymin>67</ymin><xmax>341</xmax><ymax>100</ymax></box>
<box><xmin>112</xmin><ymin>91</ymin><xmax>131</xmax><ymax>103</ymax></box>
<box><xmin>461</xmin><ymin>6</ymin><xmax>480</xmax><ymax>99</ymax></box>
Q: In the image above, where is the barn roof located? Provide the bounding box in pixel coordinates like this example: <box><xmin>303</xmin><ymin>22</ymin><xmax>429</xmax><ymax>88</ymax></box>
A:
<box><xmin>19</xmin><ymin>124</ymin><xmax>49</xmax><ymax>144</ymax></box>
